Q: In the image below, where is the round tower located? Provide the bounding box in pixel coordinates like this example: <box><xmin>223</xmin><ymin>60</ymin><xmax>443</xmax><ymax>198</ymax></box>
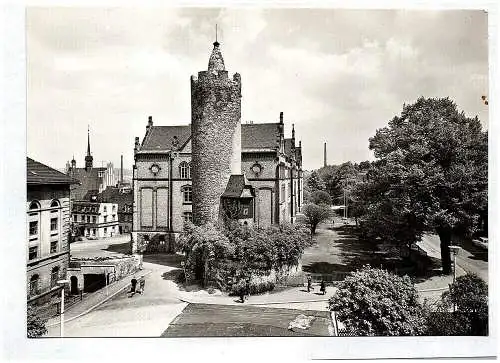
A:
<box><xmin>191</xmin><ymin>40</ymin><xmax>242</xmax><ymax>225</ymax></box>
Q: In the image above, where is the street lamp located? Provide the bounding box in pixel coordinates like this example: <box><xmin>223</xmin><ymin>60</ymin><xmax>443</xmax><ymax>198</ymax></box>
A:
<box><xmin>449</xmin><ymin>245</ymin><xmax>461</xmax><ymax>284</ymax></box>
<box><xmin>57</xmin><ymin>279</ymin><xmax>69</xmax><ymax>338</ymax></box>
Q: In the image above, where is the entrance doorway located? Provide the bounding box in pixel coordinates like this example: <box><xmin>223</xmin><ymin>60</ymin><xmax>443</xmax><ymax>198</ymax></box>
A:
<box><xmin>83</xmin><ymin>274</ymin><xmax>106</xmax><ymax>293</ymax></box>
<box><xmin>70</xmin><ymin>276</ymin><xmax>79</xmax><ymax>295</ymax></box>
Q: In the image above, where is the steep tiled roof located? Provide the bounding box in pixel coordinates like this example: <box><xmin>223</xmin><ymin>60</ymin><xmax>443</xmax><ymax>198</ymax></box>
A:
<box><xmin>139</xmin><ymin>123</ymin><xmax>281</xmax><ymax>152</ymax></box>
<box><xmin>222</xmin><ymin>175</ymin><xmax>255</xmax><ymax>198</ymax></box>
<box><xmin>27</xmin><ymin>157</ymin><xmax>79</xmax><ymax>185</ymax></box>
<box><xmin>97</xmin><ymin>186</ymin><xmax>134</xmax><ymax>209</ymax></box>
<box><xmin>69</xmin><ymin>167</ymin><xmax>107</xmax><ymax>200</ymax></box>
<box><xmin>141</xmin><ymin>125</ymin><xmax>191</xmax><ymax>151</ymax></box>
<box><xmin>241</xmin><ymin>123</ymin><xmax>279</xmax><ymax>150</ymax></box>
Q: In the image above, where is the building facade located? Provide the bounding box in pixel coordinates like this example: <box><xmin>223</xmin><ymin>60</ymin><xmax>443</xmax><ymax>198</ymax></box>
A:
<box><xmin>27</xmin><ymin>157</ymin><xmax>78</xmax><ymax>307</ymax></box>
<box><xmin>72</xmin><ymin>201</ymin><xmax>119</xmax><ymax>239</ymax></box>
<box><xmin>97</xmin><ymin>186</ymin><xmax>134</xmax><ymax>234</ymax></box>
<box><xmin>131</xmin><ymin>41</ymin><xmax>303</xmax><ymax>253</ymax></box>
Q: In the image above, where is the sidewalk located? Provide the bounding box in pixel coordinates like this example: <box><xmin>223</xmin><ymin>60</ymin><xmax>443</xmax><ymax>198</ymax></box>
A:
<box><xmin>177</xmin><ymin>284</ymin><xmax>332</xmax><ymax>311</ymax></box>
<box><xmin>46</xmin><ymin>269</ymin><xmax>152</xmax><ymax>328</ymax></box>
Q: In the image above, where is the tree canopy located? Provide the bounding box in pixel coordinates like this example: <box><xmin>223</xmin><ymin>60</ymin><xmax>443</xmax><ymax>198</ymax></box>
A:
<box><xmin>301</xmin><ymin>203</ymin><xmax>332</xmax><ymax>234</ymax></box>
<box><xmin>359</xmin><ymin>97</ymin><xmax>487</xmax><ymax>273</ymax></box>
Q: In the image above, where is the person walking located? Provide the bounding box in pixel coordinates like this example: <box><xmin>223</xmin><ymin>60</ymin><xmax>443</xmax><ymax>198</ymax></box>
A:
<box><xmin>129</xmin><ymin>278</ymin><xmax>138</xmax><ymax>297</ymax></box>
<box><xmin>307</xmin><ymin>275</ymin><xmax>312</xmax><ymax>293</ymax></box>
<box><xmin>320</xmin><ymin>280</ymin><xmax>326</xmax><ymax>295</ymax></box>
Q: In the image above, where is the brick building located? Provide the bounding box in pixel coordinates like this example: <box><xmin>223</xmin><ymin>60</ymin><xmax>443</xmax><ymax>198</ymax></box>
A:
<box><xmin>97</xmin><ymin>186</ymin><xmax>134</xmax><ymax>234</ymax></box>
<box><xmin>27</xmin><ymin>157</ymin><xmax>78</xmax><ymax>308</ymax></box>
<box><xmin>132</xmin><ymin>40</ymin><xmax>303</xmax><ymax>253</ymax></box>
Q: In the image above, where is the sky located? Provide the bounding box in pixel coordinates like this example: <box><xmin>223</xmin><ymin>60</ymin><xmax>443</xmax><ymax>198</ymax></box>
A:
<box><xmin>26</xmin><ymin>7</ymin><xmax>489</xmax><ymax>171</ymax></box>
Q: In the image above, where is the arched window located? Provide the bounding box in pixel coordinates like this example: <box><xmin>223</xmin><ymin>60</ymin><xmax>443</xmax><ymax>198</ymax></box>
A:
<box><xmin>179</xmin><ymin>162</ymin><xmax>191</xmax><ymax>179</ymax></box>
<box><xmin>181</xmin><ymin>185</ymin><xmax>192</xmax><ymax>204</ymax></box>
<box><xmin>29</xmin><ymin>201</ymin><xmax>40</xmax><ymax>210</ymax></box>
<box><xmin>50</xmin><ymin>199</ymin><xmax>60</xmax><ymax>208</ymax></box>
<box><xmin>50</xmin><ymin>267</ymin><xmax>60</xmax><ymax>287</ymax></box>
<box><xmin>30</xmin><ymin>274</ymin><xmax>39</xmax><ymax>296</ymax></box>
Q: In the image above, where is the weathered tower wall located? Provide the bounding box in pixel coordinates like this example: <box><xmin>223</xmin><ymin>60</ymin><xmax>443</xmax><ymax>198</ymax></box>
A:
<box><xmin>191</xmin><ymin>70</ymin><xmax>242</xmax><ymax>225</ymax></box>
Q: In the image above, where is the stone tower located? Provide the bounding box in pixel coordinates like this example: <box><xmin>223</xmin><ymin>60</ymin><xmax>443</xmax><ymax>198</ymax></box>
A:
<box><xmin>191</xmin><ymin>40</ymin><xmax>242</xmax><ymax>225</ymax></box>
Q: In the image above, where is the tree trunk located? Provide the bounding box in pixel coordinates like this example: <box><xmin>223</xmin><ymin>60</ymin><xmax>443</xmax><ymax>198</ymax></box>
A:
<box><xmin>436</xmin><ymin>226</ymin><xmax>452</xmax><ymax>274</ymax></box>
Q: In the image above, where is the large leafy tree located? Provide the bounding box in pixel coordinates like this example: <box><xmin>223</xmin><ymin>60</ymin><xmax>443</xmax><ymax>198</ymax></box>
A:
<box><xmin>329</xmin><ymin>266</ymin><xmax>428</xmax><ymax>336</ymax></box>
<box><xmin>301</xmin><ymin>203</ymin><xmax>332</xmax><ymax>235</ymax></box>
<box><xmin>363</xmin><ymin>97</ymin><xmax>487</xmax><ymax>273</ymax></box>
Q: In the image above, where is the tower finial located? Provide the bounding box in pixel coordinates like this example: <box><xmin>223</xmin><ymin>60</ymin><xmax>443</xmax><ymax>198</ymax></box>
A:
<box><xmin>214</xmin><ymin>24</ymin><xmax>220</xmax><ymax>47</ymax></box>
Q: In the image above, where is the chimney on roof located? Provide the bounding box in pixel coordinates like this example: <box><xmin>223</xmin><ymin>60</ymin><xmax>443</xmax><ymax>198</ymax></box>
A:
<box><xmin>134</xmin><ymin>137</ymin><xmax>140</xmax><ymax>153</ymax></box>
<box><xmin>146</xmin><ymin>116</ymin><xmax>153</xmax><ymax>131</ymax></box>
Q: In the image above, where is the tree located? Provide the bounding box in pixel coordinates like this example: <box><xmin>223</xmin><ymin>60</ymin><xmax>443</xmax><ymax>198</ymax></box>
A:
<box><xmin>364</xmin><ymin>97</ymin><xmax>487</xmax><ymax>273</ymax></box>
<box><xmin>310</xmin><ymin>190</ymin><xmax>332</xmax><ymax>206</ymax></box>
<box><xmin>427</xmin><ymin>273</ymin><xmax>488</xmax><ymax>335</ymax></box>
<box><xmin>27</xmin><ymin>305</ymin><xmax>47</xmax><ymax>338</ymax></box>
<box><xmin>301</xmin><ymin>203</ymin><xmax>332</xmax><ymax>235</ymax></box>
<box><xmin>306</xmin><ymin>170</ymin><xmax>325</xmax><ymax>193</ymax></box>
<box><xmin>329</xmin><ymin>266</ymin><xmax>428</xmax><ymax>336</ymax></box>
<box><xmin>177</xmin><ymin>222</ymin><xmax>235</xmax><ymax>287</ymax></box>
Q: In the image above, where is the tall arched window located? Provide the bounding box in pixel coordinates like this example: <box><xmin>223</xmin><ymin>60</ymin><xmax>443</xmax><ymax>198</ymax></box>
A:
<box><xmin>179</xmin><ymin>162</ymin><xmax>191</xmax><ymax>179</ymax></box>
<box><xmin>30</xmin><ymin>274</ymin><xmax>39</xmax><ymax>296</ymax></box>
<box><xmin>181</xmin><ymin>185</ymin><xmax>192</xmax><ymax>204</ymax></box>
<box><xmin>50</xmin><ymin>266</ymin><xmax>60</xmax><ymax>287</ymax></box>
<box><xmin>50</xmin><ymin>199</ymin><xmax>60</xmax><ymax>208</ymax></box>
<box><xmin>29</xmin><ymin>201</ymin><xmax>40</xmax><ymax>210</ymax></box>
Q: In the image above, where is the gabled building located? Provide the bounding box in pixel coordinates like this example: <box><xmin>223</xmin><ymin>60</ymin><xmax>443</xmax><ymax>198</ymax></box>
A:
<box><xmin>27</xmin><ymin>157</ymin><xmax>79</xmax><ymax>308</ymax></box>
<box><xmin>131</xmin><ymin>40</ymin><xmax>304</xmax><ymax>254</ymax></box>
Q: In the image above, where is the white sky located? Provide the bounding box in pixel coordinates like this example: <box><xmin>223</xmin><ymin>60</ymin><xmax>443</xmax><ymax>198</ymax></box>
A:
<box><xmin>26</xmin><ymin>8</ymin><xmax>489</xmax><ymax>171</ymax></box>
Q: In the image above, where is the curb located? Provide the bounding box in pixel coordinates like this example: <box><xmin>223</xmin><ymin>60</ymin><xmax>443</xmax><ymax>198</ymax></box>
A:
<box><xmin>47</xmin><ymin>270</ymin><xmax>153</xmax><ymax>328</ymax></box>
<box><xmin>177</xmin><ymin>296</ymin><xmax>330</xmax><ymax>306</ymax></box>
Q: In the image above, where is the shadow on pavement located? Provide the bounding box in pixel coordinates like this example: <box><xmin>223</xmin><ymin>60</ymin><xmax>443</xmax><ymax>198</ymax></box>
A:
<box><xmin>103</xmin><ymin>242</ymin><xmax>131</xmax><ymax>254</ymax></box>
<box><xmin>143</xmin><ymin>253</ymin><xmax>184</xmax><ymax>268</ymax></box>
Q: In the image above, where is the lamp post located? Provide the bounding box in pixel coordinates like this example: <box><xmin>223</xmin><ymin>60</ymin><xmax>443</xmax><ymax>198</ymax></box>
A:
<box><xmin>57</xmin><ymin>279</ymin><xmax>69</xmax><ymax>338</ymax></box>
<box><xmin>449</xmin><ymin>245</ymin><xmax>461</xmax><ymax>284</ymax></box>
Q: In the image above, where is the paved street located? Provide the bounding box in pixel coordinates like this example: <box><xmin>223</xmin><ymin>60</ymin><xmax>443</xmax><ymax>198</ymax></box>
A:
<box><xmin>46</xmin><ymin>261</ymin><xmax>187</xmax><ymax>337</ymax></box>
<box><xmin>70</xmin><ymin>234</ymin><xmax>131</xmax><ymax>258</ymax></box>
<box><xmin>419</xmin><ymin>234</ymin><xmax>488</xmax><ymax>282</ymax></box>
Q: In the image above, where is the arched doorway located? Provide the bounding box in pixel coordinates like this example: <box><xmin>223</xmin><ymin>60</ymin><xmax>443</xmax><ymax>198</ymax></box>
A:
<box><xmin>70</xmin><ymin>276</ymin><xmax>79</xmax><ymax>295</ymax></box>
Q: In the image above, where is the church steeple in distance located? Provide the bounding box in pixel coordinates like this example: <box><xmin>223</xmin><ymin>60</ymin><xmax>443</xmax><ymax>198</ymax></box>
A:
<box><xmin>85</xmin><ymin>125</ymin><xmax>93</xmax><ymax>170</ymax></box>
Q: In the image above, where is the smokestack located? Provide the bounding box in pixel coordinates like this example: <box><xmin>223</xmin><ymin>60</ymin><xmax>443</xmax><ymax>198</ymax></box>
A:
<box><xmin>279</xmin><ymin>112</ymin><xmax>283</xmax><ymax>124</ymax></box>
<box><xmin>120</xmin><ymin>155</ymin><xmax>123</xmax><ymax>185</ymax></box>
<box><xmin>324</xmin><ymin>142</ymin><xmax>327</xmax><ymax>167</ymax></box>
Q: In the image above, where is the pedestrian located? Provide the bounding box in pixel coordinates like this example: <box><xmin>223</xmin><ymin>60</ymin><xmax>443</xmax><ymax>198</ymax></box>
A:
<box><xmin>245</xmin><ymin>278</ymin><xmax>251</xmax><ymax>301</ymax></box>
<box><xmin>130</xmin><ymin>278</ymin><xmax>138</xmax><ymax>297</ymax></box>
<box><xmin>320</xmin><ymin>280</ymin><xmax>326</xmax><ymax>295</ymax></box>
<box><xmin>137</xmin><ymin>277</ymin><xmax>145</xmax><ymax>294</ymax></box>
<box><xmin>307</xmin><ymin>275</ymin><xmax>312</xmax><ymax>293</ymax></box>
<box><xmin>239</xmin><ymin>279</ymin><xmax>245</xmax><ymax>303</ymax></box>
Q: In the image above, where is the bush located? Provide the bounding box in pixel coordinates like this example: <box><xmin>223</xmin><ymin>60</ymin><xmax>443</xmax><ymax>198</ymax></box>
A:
<box><xmin>329</xmin><ymin>266</ymin><xmax>427</xmax><ymax>336</ymax></box>
<box><xmin>27</xmin><ymin>305</ymin><xmax>47</xmax><ymax>338</ymax></box>
<box><xmin>229</xmin><ymin>278</ymin><xmax>275</xmax><ymax>296</ymax></box>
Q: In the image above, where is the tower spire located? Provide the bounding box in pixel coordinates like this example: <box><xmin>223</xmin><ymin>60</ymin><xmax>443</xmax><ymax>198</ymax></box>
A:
<box><xmin>87</xmin><ymin>125</ymin><xmax>91</xmax><ymax>156</ymax></box>
<box><xmin>208</xmin><ymin>24</ymin><xmax>224</xmax><ymax>72</ymax></box>
<box><xmin>85</xmin><ymin>125</ymin><xmax>93</xmax><ymax>170</ymax></box>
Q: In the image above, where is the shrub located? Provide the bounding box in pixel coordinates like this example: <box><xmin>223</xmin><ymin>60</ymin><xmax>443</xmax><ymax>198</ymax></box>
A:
<box><xmin>27</xmin><ymin>305</ymin><xmax>47</xmax><ymax>338</ymax></box>
<box><xmin>229</xmin><ymin>278</ymin><xmax>275</xmax><ymax>296</ymax></box>
<box><xmin>329</xmin><ymin>266</ymin><xmax>427</xmax><ymax>336</ymax></box>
